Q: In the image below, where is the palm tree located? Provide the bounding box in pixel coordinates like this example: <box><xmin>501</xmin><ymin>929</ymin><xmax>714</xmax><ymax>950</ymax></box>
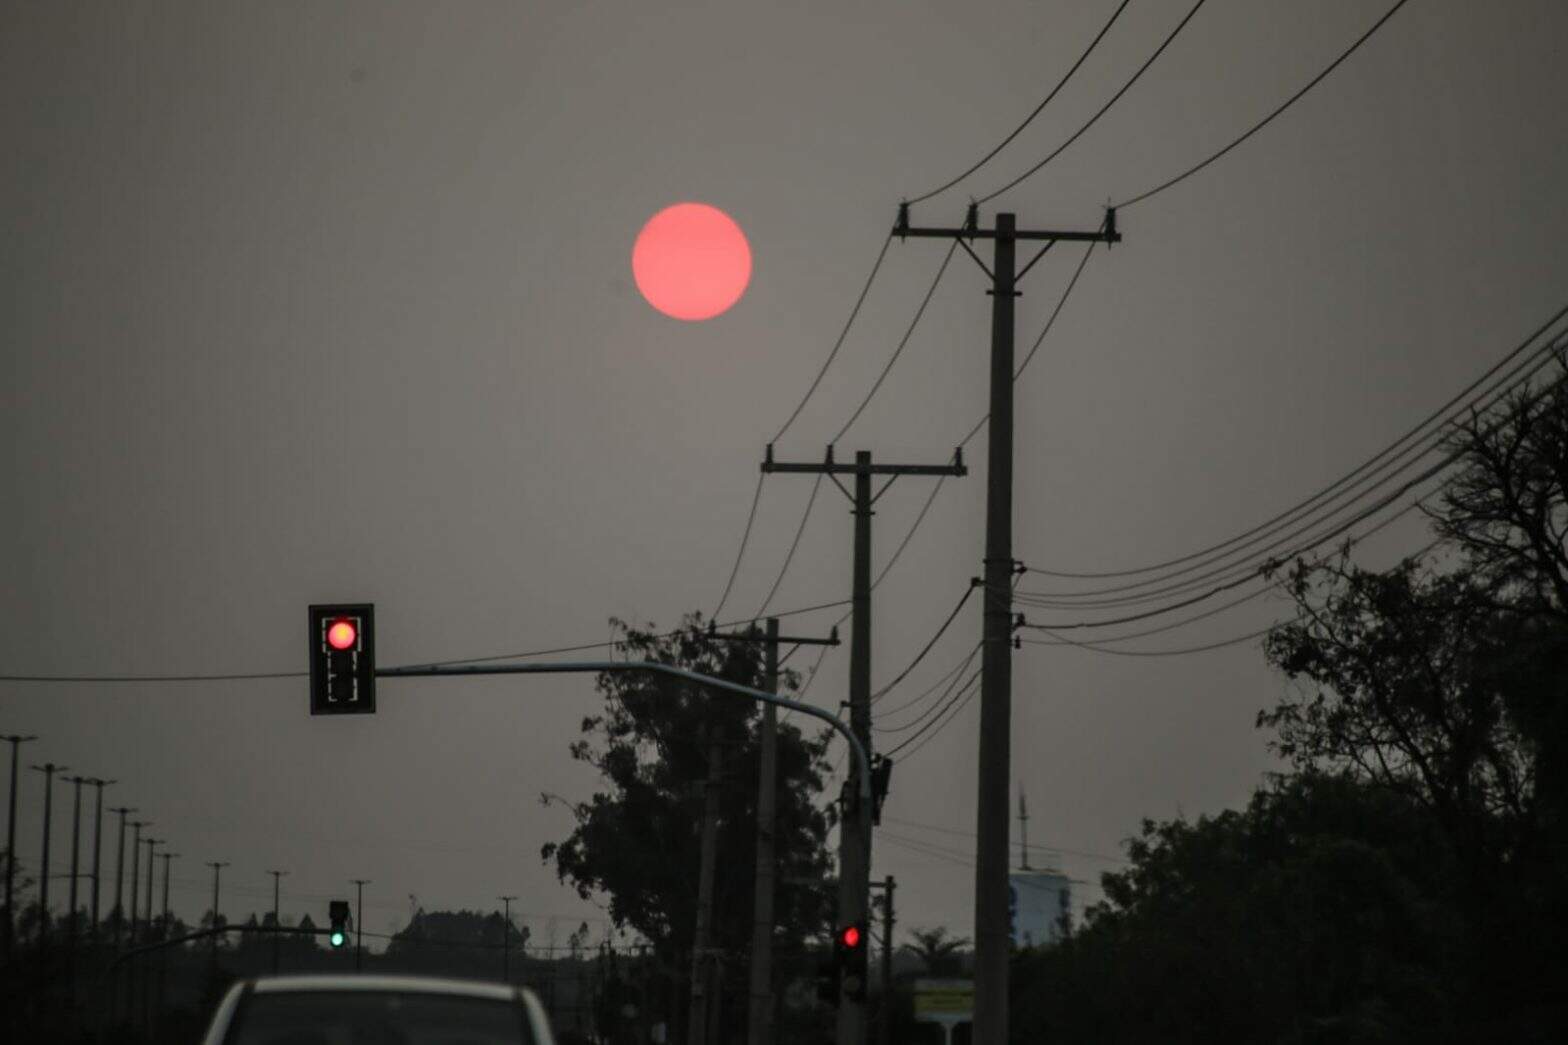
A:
<box><xmin>900</xmin><ymin>926</ymin><xmax>970</xmax><ymax>976</ymax></box>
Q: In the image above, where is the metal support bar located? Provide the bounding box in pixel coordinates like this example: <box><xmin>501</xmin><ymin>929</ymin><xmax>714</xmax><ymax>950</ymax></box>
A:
<box><xmin>376</xmin><ymin>660</ymin><xmax>874</xmax><ymax>805</ymax></box>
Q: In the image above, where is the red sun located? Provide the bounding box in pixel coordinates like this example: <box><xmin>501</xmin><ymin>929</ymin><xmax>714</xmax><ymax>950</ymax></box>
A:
<box><xmin>632</xmin><ymin>202</ymin><xmax>752</xmax><ymax>321</ymax></box>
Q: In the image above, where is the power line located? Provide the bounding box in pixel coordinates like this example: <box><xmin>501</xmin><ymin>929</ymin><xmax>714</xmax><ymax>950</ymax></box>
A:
<box><xmin>975</xmin><ymin>0</ymin><xmax>1211</xmax><ymax>205</ymax></box>
<box><xmin>1021</xmin><ymin>500</ymin><xmax>1430</xmax><ymax>642</ymax></box>
<box><xmin>874</xmin><ymin>641</ymin><xmax>981</xmax><ymax>721</ymax></box>
<box><xmin>885</xmin><ymin>671</ymin><xmax>982</xmax><ymax>760</ymax></box>
<box><xmin>755</xmin><ymin>474</ymin><xmax>824</xmax><ymax>618</ymax></box>
<box><xmin>1014</xmin><ymin>329</ymin><xmax>1567</xmax><ymax>611</ymax></box>
<box><xmin>1115</xmin><ymin>0</ymin><xmax>1414</xmax><ymax>209</ymax></box>
<box><xmin>871</xmin><ymin>585</ymin><xmax>976</xmax><ymax>703</ymax></box>
<box><xmin>833</xmin><ymin>239</ymin><xmax>959</xmax><ymax>442</ymax></box>
<box><xmin>903</xmin><ymin>0</ymin><xmax>1136</xmax><ymax>206</ymax></box>
<box><xmin>771</xmin><ymin>233</ymin><xmax>895</xmax><ymax>445</ymax></box>
<box><xmin>711</xmin><ymin>473</ymin><xmax>767</xmax><ymax>619</ymax></box>
<box><xmin>1023</xmin><ymin>301</ymin><xmax>1568</xmax><ymax>583</ymax></box>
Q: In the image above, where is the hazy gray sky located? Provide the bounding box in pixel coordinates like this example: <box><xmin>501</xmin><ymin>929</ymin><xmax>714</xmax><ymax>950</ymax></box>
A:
<box><xmin>5</xmin><ymin>0</ymin><xmax>1567</xmax><ymax>946</ymax></box>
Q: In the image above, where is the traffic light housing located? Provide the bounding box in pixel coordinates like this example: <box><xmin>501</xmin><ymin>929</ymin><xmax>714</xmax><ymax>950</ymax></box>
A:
<box><xmin>328</xmin><ymin>900</ymin><xmax>351</xmax><ymax>949</ymax></box>
<box><xmin>309</xmin><ymin>604</ymin><xmax>376</xmax><ymax>715</ymax></box>
<box><xmin>834</xmin><ymin>921</ymin><xmax>869</xmax><ymax>1003</ymax></box>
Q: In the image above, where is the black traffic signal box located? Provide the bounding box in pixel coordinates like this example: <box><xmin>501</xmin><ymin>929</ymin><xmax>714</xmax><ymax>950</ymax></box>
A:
<box><xmin>309</xmin><ymin>604</ymin><xmax>376</xmax><ymax>715</ymax></box>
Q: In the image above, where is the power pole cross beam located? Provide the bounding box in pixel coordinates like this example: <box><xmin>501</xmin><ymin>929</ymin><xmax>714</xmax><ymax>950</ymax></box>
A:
<box><xmin>892</xmin><ymin>206</ymin><xmax>1121</xmax><ymax>1045</ymax></box>
<box><xmin>762</xmin><ymin>445</ymin><xmax>965</xmax><ymax>1045</ymax></box>
<box><xmin>708</xmin><ymin>618</ymin><xmax>840</xmax><ymax>1045</ymax></box>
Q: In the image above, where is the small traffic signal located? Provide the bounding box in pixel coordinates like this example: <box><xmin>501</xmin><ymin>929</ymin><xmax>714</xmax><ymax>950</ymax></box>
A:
<box><xmin>835</xmin><ymin>921</ymin><xmax>869</xmax><ymax>1003</ymax></box>
<box><xmin>309</xmin><ymin>604</ymin><xmax>376</xmax><ymax>715</ymax></box>
<box><xmin>328</xmin><ymin>900</ymin><xmax>351</xmax><ymax>949</ymax></box>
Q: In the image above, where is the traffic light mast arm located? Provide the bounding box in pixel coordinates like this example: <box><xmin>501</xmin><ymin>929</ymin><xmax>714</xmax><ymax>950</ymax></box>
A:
<box><xmin>376</xmin><ymin>660</ymin><xmax>874</xmax><ymax>806</ymax></box>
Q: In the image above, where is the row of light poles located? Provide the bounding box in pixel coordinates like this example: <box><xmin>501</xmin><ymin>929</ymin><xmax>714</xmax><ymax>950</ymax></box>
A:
<box><xmin>0</xmin><ymin>732</ymin><xmax>219</xmax><ymax>964</ymax></box>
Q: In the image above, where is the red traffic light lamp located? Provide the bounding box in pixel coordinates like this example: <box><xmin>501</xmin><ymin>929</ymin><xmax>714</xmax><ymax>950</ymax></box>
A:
<box><xmin>326</xmin><ymin>619</ymin><xmax>358</xmax><ymax>651</ymax></box>
<box><xmin>834</xmin><ymin>921</ymin><xmax>869</xmax><ymax>1002</ymax></box>
<box><xmin>309</xmin><ymin>604</ymin><xmax>376</xmax><ymax>715</ymax></box>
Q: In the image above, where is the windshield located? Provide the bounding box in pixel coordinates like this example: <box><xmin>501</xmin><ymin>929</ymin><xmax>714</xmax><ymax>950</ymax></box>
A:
<box><xmin>226</xmin><ymin>990</ymin><xmax>533</xmax><ymax>1045</ymax></box>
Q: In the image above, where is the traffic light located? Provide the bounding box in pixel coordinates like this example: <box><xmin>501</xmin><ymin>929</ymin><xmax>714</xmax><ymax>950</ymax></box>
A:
<box><xmin>328</xmin><ymin>900</ymin><xmax>351</xmax><ymax>949</ymax></box>
<box><xmin>835</xmin><ymin>921</ymin><xmax>868</xmax><ymax>1003</ymax></box>
<box><xmin>309</xmin><ymin>604</ymin><xmax>376</xmax><ymax>715</ymax></box>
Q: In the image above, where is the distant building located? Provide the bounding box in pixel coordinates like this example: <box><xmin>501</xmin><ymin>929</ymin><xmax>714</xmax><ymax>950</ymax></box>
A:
<box><xmin>1009</xmin><ymin>870</ymin><xmax>1071</xmax><ymax>948</ymax></box>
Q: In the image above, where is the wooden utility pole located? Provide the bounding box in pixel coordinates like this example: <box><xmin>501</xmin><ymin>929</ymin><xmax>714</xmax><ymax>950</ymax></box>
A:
<box><xmin>30</xmin><ymin>762</ymin><xmax>66</xmax><ymax>942</ymax></box>
<box><xmin>687</xmin><ymin>731</ymin><xmax>724</xmax><ymax>1045</ymax></box>
<box><xmin>709</xmin><ymin>617</ymin><xmax>840</xmax><ymax>1045</ymax></box>
<box><xmin>352</xmin><ymin>879</ymin><xmax>371</xmax><ymax>971</ymax></box>
<box><xmin>762</xmin><ymin>445</ymin><xmax>965</xmax><ymax>1045</ymax></box>
<box><xmin>874</xmin><ymin>875</ymin><xmax>896</xmax><ymax>1045</ymax></box>
<box><xmin>3</xmin><ymin>734</ymin><xmax>38</xmax><ymax>958</ymax></box>
<box><xmin>268</xmin><ymin>870</ymin><xmax>288</xmax><ymax>974</ymax></box>
<box><xmin>499</xmin><ymin>895</ymin><xmax>517</xmax><ymax>982</ymax></box>
<box><xmin>86</xmin><ymin>777</ymin><xmax>114</xmax><ymax>941</ymax></box>
<box><xmin>894</xmin><ymin>204</ymin><xmax>1120</xmax><ymax>1044</ymax></box>
<box><xmin>127</xmin><ymin>819</ymin><xmax>149</xmax><ymax>944</ymax></box>
<box><xmin>108</xmin><ymin>805</ymin><xmax>136</xmax><ymax>948</ymax></box>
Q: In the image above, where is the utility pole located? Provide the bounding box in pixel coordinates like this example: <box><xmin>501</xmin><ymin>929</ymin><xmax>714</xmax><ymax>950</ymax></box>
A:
<box><xmin>160</xmin><ymin>852</ymin><xmax>177</xmax><ymax>930</ymax></box>
<box><xmin>109</xmin><ymin>806</ymin><xmax>136</xmax><ymax>948</ymax></box>
<box><xmin>687</xmin><ymin>732</ymin><xmax>723</xmax><ymax>1045</ymax></box>
<box><xmin>1018</xmin><ymin>789</ymin><xmax>1030</xmax><ymax>871</ymax></box>
<box><xmin>874</xmin><ymin>876</ymin><xmax>896</xmax><ymax>1045</ymax></box>
<box><xmin>352</xmin><ymin>879</ymin><xmax>370</xmax><ymax>971</ymax></box>
<box><xmin>762</xmin><ymin>444</ymin><xmax>965</xmax><ymax>1045</ymax></box>
<box><xmin>127</xmin><ymin>819</ymin><xmax>150</xmax><ymax>944</ymax></box>
<box><xmin>86</xmin><ymin>778</ymin><xmax>114</xmax><ymax>941</ymax></box>
<box><xmin>206</xmin><ymin>861</ymin><xmax>228</xmax><ymax>956</ymax></box>
<box><xmin>499</xmin><ymin>895</ymin><xmax>517</xmax><ymax>982</ymax></box>
<box><xmin>268</xmin><ymin>870</ymin><xmax>288</xmax><ymax>974</ymax></box>
<box><xmin>3</xmin><ymin>733</ymin><xmax>38</xmax><ymax>958</ymax></box>
<box><xmin>143</xmin><ymin>839</ymin><xmax>163</xmax><ymax>939</ymax></box>
<box><xmin>66</xmin><ymin>775</ymin><xmax>85</xmax><ymax>949</ymax></box>
<box><xmin>894</xmin><ymin>203</ymin><xmax>1120</xmax><ymax>1045</ymax></box>
<box><xmin>30</xmin><ymin>761</ymin><xmax>66</xmax><ymax>941</ymax></box>
<box><xmin>710</xmin><ymin>617</ymin><xmax>840</xmax><ymax>1045</ymax></box>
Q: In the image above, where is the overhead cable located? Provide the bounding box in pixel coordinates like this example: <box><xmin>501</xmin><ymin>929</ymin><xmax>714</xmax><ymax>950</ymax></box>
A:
<box><xmin>975</xmin><ymin>0</ymin><xmax>1210</xmax><ymax>205</ymax></box>
<box><xmin>1116</xmin><ymin>0</ymin><xmax>1414</xmax><ymax>209</ymax></box>
<box><xmin>904</xmin><ymin>0</ymin><xmax>1135</xmax><ymax>206</ymax></box>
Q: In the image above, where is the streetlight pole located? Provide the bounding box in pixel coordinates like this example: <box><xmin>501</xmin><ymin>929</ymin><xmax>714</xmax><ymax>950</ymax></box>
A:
<box><xmin>66</xmin><ymin>775</ymin><xmax>85</xmax><ymax>949</ymax></box>
<box><xmin>2</xmin><ymin>734</ymin><xmax>38</xmax><ymax>958</ymax></box>
<box><xmin>85</xmin><ymin>778</ymin><xmax>114</xmax><ymax>942</ymax></box>
<box><xmin>267</xmin><ymin>870</ymin><xmax>288</xmax><ymax>974</ymax></box>
<box><xmin>143</xmin><ymin>839</ymin><xmax>163</xmax><ymax>939</ymax></box>
<box><xmin>351</xmin><ymin>879</ymin><xmax>370</xmax><ymax>971</ymax></box>
<box><xmin>499</xmin><ymin>895</ymin><xmax>517</xmax><ymax>983</ymax></box>
<box><xmin>29</xmin><ymin>761</ymin><xmax>66</xmax><ymax>943</ymax></box>
<box><xmin>160</xmin><ymin>852</ymin><xmax>178</xmax><ymax>932</ymax></box>
<box><xmin>127</xmin><ymin>819</ymin><xmax>150</xmax><ymax>944</ymax></box>
<box><xmin>109</xmin><ymin>806</ymin><xmax>136</xmax><ymax>948</ymax></box>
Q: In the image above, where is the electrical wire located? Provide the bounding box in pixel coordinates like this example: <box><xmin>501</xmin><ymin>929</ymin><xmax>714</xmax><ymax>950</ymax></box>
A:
<box><xmin>710</xmin><ymin>472</ymin><xmax>766</xmax><ymax>620</ymax></box>
<box><xmin>755</xmin><ymin>474</ymin><xmax>823</xmax><ymax>618</ymax></box>
<box><xmin>834</xmin><ymin>239</ymin><xmax>959</xmax><ymax>442</ymax></box>
<box><xmin>904</xmin><ymin>0</ymin><xmax>1135</xmax><ymax>206</ymax></box>
<box><xmin>1116</xmin><ymin>0</ymin><xmax>1413</xmax><ymax>209</ymax></box>
<box><xmin>885</xmin><ymin>670</ymin><xmax>982</xmax><ymax>759</ymax></box>
<box><xmin>771</xmin><ymin>233</ymin><xmax>894</xmax><ymax>445</ymax></box>
<box><xmin>871</xmin><ymin>585</ymin><xmax>976</xmax><ymax>702</ymax></box>
<box><xmin>874</xmin><ymin>641</ymin><xmax>981</xmax><ymax>721</ymax></box>
<box><xmin>1023</xmin><ymin>301</ymin><xmax>1568</xmax><ymax>582</ymax></box>
<box><xmin>1013</xmin><ymin>334</ymin><xmax>1568</xmax><ymax>615</ymax></box>
<box><xmin>975</xmin><ymin>0</ymin><xmax>1211</xmax><ymax>205</ymax></box>
<box><xmin>1021</xmin><ymin>499</ymin><xmax>1428</xmax><ymax>643</ymax></box>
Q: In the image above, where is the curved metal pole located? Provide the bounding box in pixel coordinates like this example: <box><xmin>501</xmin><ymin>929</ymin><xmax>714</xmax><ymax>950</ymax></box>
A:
<box><xmin>377</xmin><ymin>659</ymin><xmax>872</xmax><ymax>805</ymax></box>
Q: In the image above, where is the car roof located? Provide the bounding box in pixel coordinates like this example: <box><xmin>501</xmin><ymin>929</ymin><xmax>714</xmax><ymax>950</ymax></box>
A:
<box><xmin>250</xmin><ymin>975</ymin><xmax>519</xmax><ymax>1002</ymax></box>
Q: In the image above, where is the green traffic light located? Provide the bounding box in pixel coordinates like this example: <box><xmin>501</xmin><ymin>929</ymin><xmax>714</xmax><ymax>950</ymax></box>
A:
<box><xmin>330</xmin><ymin>931</ymin><xmax>346</xmax><ymax>948</ymax></box>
